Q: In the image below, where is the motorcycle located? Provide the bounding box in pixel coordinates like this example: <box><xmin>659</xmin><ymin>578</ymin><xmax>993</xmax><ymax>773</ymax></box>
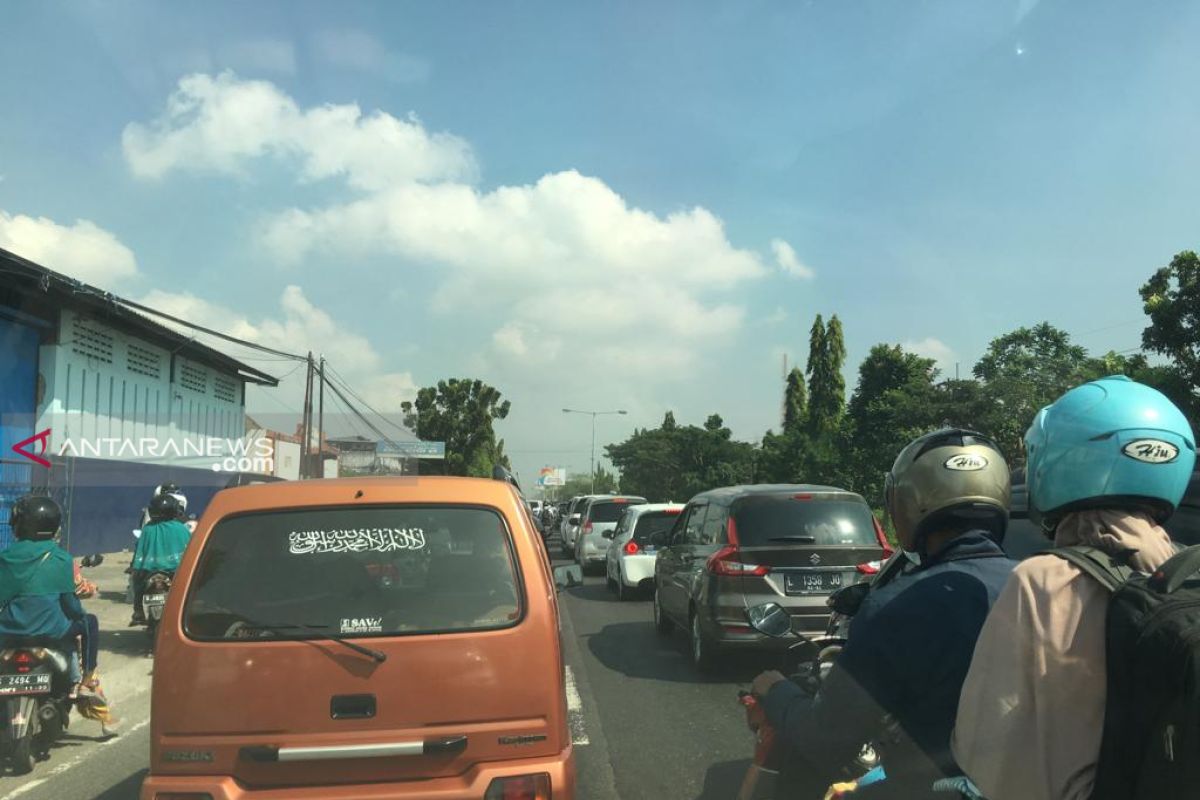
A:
<box><xmin>736</xmin><ymin>602</ymin><xmax>879</xmax><ymax>800</ymax></box>
<box><xmin>0</xmin><ymin>644</ymin><xmax>75</xmax><ymax>774</ymax></box>
<box><xmin>142</xmin><ymin>571</ymin><xmax>174</xmax><ymax>644</ymax></box>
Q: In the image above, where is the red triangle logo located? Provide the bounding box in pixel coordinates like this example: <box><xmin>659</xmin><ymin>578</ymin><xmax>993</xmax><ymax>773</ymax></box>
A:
<box><xmin>12</xmin><ymin>429</ymin><xmax>52</xmax><ymax>468</ymax></box>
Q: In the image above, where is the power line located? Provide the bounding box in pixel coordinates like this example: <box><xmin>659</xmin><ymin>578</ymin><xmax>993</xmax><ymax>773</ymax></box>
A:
<box><xmin>112</xmin><ymin>296</ymin><xmax>307</xmax><ymax>361</ymax></box>
<box><xmin>322</xmin><ymin>362</ymin><xmax>412</xmax><ymax>437</ymax></box>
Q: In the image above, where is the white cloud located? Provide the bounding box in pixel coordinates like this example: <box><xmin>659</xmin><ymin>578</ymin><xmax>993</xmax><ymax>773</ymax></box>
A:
<box><xmin>771</xmin><ymin>238</ymin><xmax>815</xmax><ymax>279</ymax></box>
<box><xmin>903</xmin><ymin>337</ymin><xmax>958</xmax><ymax>374</ymax></box>
<box><xmin>122</xmin><ymin>72</ymin><xmax>474</xmax><ymax>189</ymax></box>
<box><xmin>141</xmin><ymin>285</ymin><xmax>417</xmax><ymax>412</ymax></box>
<box><xmin>312</xmin><ymin>30</ymin><xmax>431</xmax><ymax>84</ymax></box>
<box><xmin>0</xmin><ymin>211</ymin><xmax>138</xmax><ymax>288</ymax></box>
<box><xmin>765</xmin><ymin>306</ymin><xmax>788</xmax><ymax>325</ymax></box>
<box><xmin>123</xmin><ymin>73</ymin><xmax>777</xmax><ymax>400</ymax></box>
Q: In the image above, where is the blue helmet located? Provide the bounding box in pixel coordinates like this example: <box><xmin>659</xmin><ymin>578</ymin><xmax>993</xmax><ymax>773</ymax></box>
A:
<box><xmin>1025</xmin><ymin>375</ymin><xmax>1196</xmax><ymax>528</ymax></box>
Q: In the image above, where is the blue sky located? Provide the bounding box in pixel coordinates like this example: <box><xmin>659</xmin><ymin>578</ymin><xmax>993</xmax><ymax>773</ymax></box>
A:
<box><xmin>2</xmin><ymin>0</ymin><xmax>1199</xmax><ymax>485</ymax></box>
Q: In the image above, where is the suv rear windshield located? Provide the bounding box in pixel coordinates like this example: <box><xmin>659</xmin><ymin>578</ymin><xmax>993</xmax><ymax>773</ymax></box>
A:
<box><xmin>588</xmin><ymin>498</ymin><xmax>646</xmax><ymax>523</ymax></box>
<box><xmin>732</xmin><ymin>495</ymin><xmax>877</xmax><ymax>547</ymax></box>
<box><xmin>183</xmin><ymin>505</ymin><xmax>522</xmax><ymax>641</ymax></box>
<box><xmin>632</xmin><ymin>511</ymin><xmax>681</xmax><ymax>544</ymax></box>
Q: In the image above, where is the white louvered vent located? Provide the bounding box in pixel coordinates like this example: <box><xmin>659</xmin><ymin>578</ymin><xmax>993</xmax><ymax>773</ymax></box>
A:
<box><xmin>179</xmin><ymin>362</ymin><xmax>207</xmax><ymax>393</ymax></box>
<box><xmin>214</xmin><ymin>376</ymin><xmax>237</xmax><ymax>403</ymax></box>
<box><xmin>71</xmin><ymin>318</ymin><xmax>114</xmax><ymax>363</ymax></box>
<box><xmin>127</xmin><ymin>343</ymin><xmax>162</xmax><ymax>379</ymax></box>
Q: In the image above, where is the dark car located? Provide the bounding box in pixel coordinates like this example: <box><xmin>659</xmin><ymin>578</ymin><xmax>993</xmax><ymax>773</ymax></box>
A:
<box><xmin>652</xmin><ymin>484</ymin><xmax>888</xmax><ymax>672</ymax></box>
<box><xmin>1006</xmin><ymin>469</ymin><xmax>1200</xmax><ymax>558</ymax></box>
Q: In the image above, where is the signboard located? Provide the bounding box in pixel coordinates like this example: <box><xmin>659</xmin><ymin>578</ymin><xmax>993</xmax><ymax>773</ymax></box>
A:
<box><xmin>537</xmin><ymin>467</ymin><xmax>566</xmax><ymax>487</ymax></box>
<box><xmin>376</xmin><ymin>441</ymin><xmax>446</xmax><ymax>459</ymax></box>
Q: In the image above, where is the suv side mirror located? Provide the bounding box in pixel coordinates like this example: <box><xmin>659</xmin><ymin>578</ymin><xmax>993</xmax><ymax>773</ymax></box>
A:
<box><xmin>569</xmin><ymin>514</ymin><xmax>581</xmax><ymax>526</ymax></box>
<box><xmin>747</xmin><ymin>603</ymin><xmax>793</xmax><ymax>638</ymax></box>
<box><xmin>602</xmin><ymin>529</ymin><xmax>615</xmax><ymax>539</ymax></box>
<box><xmin>554</xmin><ymin>565</ymin><xmax>583</xmax><ymax>590</ymax></box>
<box><xmin>827</xmin><ymin>582</ymin><xmax>871</xmax><ymax>616</ymax></box>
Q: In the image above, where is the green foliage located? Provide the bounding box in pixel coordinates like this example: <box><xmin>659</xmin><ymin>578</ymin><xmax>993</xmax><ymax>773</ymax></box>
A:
<box><xmin>606</xmin><ymin>412</ymin><xmax>756</xmax><ymax>502</ymax></box>
<box><xmin>400</xmin><ymin>378</ymin><xmax>511</xmax><ymax>477</ymax></box>
<box><xmin>807</xmin><ymin>313</ymin><xmax>847</xmax><ymax>434</ymax></box>
<box><xmin>971</xmin><ymin>322</ymin><xmax>1091</xmax><ymax>462</ymax></box>
<box><xmin>1141</xmin><ymin>251</ymin><xmax>1200</xmax><ymax>386</ymax></box>
<box><xmin>783</xmin><ymin>367</ymin><xmax>807</xmax><ymax>432</ymax></box>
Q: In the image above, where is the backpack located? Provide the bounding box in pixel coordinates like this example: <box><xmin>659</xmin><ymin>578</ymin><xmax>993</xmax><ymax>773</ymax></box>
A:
<box><xmin>1053</xmin><ymin>544</ymin><xmax>1200</xmax><ymax>800</ymax></box>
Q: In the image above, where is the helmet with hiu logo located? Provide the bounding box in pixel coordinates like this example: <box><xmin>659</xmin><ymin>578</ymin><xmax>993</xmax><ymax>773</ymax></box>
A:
<box><xmin>1025</xmin><ymin>375</ymin><xmax>1196</xmax><ymax>529</ymax></box>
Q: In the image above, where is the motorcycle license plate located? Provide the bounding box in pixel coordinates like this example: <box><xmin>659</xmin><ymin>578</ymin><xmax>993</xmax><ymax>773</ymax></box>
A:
<box><xmin>145</xmin><ymin>594</ymin><xmax>167</xmax><ymax>606</ymax></box>
<box><xmin>784</xmin><ymin>571</ymin><xmax>844</xmax><ymax>595</ymax></box>
<box><xmin>0</xmin><ymin>673</ymin><xmax>51</xmax><ymax>696</ymax></box>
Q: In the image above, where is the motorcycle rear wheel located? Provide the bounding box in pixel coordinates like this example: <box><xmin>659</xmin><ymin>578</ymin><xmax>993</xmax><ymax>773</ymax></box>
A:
<box><xmin>10</xmin><ymin>735</ymin><xmax>34</xmax><ymax>775</ymax></box>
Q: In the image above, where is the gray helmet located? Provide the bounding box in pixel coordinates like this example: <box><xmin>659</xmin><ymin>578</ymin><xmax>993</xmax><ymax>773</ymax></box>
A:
<box><xmin>885</xmin><ymin>428</ymin><xmax>1011</xmax><ymax>550</ymax></box>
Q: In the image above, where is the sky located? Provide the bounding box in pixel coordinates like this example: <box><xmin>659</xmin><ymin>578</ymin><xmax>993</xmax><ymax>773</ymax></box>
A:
<box><xmin>2</xmin><ymin>0</ymin><xmax>1200</xmax><ymax>486</ymax></box>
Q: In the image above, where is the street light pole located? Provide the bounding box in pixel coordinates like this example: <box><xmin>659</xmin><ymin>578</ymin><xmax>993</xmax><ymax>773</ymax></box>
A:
<box><xmin>562</xmin><ymin>408</ymin><xmax>628</xmax><ymax>494</ymax></box>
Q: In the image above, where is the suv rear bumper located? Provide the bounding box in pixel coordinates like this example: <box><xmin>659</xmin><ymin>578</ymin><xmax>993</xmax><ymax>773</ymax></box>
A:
<box><xmin>140</xmin><ymin>746</ymin><xmax>576</xmax><ymax>800</ymax></box>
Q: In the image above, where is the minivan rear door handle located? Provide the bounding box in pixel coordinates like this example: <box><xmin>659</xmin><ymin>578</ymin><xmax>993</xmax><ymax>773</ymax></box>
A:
<box><xmin>241</xmin><ymin>736</ymin><xmax>468</xmax><ymax>763</ymax></box>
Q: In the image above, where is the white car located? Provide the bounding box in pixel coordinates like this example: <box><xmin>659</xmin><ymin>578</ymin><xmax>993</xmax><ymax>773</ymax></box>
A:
<box><xmin>605</xmin><ymin>503</ymin><xmax>684</xmax><ymax>600</ymax></box>
<box><xmin>574</xmin><ymin>495</ymin><xmax>647</xmax><ymax>572</ymax></box>
<box><xmin>560</xmin><ymin>495</ymin><xmax>599</xmax><ymax>558</ymax></box>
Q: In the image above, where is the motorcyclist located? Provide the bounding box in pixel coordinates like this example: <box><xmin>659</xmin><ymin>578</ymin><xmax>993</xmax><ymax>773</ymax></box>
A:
<box><xmin>750</xmin><ymin>428</ymin><xmax>1015</xmax><ymax>798</ymax></box>
<box><xmin>130</xmin><ymin>493</ymin><xmax>192</xmax><ymax>626</ymax></box>
<box><xmin>139</xmin><ymin>482</ymin><xmax>185</xmax><ymax>528</ymax></box>
<box><xmin>0</xmin><ymin>496</ymin><xmax>101</xmax><ymax>691</ymax></box>
<box><xmin>952</xmin><ymin>377</ymin><xmax>1195</xmax><ymax>800</ymax></box>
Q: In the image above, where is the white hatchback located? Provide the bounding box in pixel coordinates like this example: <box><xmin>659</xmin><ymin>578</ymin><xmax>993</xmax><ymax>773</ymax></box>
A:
<box><xmin>605</xmin><ymin>503</ymin><xmax>685</xmax><ymax>600</ymax></box>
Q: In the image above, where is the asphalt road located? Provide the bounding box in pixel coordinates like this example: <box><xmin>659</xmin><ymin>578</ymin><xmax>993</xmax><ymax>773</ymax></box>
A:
<box><xmin>0</xmin><ymin>537</ymin><xmax>764</xmax><ymax>800</ymax></box>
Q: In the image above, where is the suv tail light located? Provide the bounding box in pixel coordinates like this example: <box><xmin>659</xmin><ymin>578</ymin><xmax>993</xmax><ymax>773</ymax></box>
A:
<box><xmin>706</xmin><ymin>545</ymin><xmax>769</xmax><ymax>577</ymax></box>
<box><xmin>873</xmin><ymin>517</ymin><xmax>894</xmax><ymax>558</ymax></box>
<box><xmin>484</xmin><ymin>773</ymin><xmax>551</xmax><ymax>800</ymax></box>
<box><xmin>582</xmin><ymin>521</ymin><xmax>593</xmax><ymax>535</ymax></box>
<box><xmin>623</xmin><ymin>540</ymin><xmax>640</xmax><ymax>555</ymax></box>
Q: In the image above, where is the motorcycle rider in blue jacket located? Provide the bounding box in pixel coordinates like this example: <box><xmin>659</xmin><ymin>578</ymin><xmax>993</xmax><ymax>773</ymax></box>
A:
<box><xmin>751</xmin><ymin>429</ymin><xmax>1016</xmax><ymax>798</ymax></box>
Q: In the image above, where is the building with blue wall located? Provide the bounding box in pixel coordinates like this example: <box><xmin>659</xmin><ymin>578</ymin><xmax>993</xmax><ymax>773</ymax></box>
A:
<box><xmin>1</xmin><ymin>247</ymin><xmax>280</xmax><ymax>553</ymax></box>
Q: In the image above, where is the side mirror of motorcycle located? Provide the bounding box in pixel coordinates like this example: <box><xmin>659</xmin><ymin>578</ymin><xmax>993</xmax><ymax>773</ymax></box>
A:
<box><xmin>746</xmin><ymin>602</ymin><xmax>793</xmax><ymax>638</ymax></box>
<box><xmin>827</xmin><ymin>582</ymin><xmax>871</xmax><ymax>616</ymax></box>
<box><xmin>554</xmin><ymin>565</ymin><xmax>583</xmax><ymax>590</ymax></box>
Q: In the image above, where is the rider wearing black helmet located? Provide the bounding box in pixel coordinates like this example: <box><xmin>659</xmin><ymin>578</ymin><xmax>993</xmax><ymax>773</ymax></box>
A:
<box><xmin>0</xmin><ymin>495</ymin><xmax>103</xmax><ymax>699</ymax></box>
<box><xmin>130</xmin><ymin>493</ymin><xmax>193</xmax><ymax>626</ymax></box>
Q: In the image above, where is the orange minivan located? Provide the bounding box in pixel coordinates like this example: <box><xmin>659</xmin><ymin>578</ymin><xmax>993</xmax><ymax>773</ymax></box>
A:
<box><xmin>140</xmin><ymin>475</ymin><xmax>575</xmax><ymax>800</ymax></box>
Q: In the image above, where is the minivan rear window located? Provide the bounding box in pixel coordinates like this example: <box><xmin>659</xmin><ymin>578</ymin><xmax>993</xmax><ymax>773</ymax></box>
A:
<box><xmin>632</xmin><ymin>511</ymin><xmax>680</xmax><ymax>544</ymax></box>
<box><xmin>588</xmin><ymin>499</ymin><xmax>646</xmax><ymax>523</ymax></box>
<box><xmin>732</xmin><ymin>495</ymin><xmax>877</xmax><ymax>547</ymax></box>
<box><xmin>183</xmin><ymin>505</ymin><xmax>522</xmax><ymax>641</ymax></box>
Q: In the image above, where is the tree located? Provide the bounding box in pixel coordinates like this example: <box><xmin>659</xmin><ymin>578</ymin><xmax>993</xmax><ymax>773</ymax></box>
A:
<box><xmin>807</xmin><ymin>313</ymin><xmax>847</xmax><ymax>434</ymax></box>
<box><xmin>783</xmin><ymin>367</ymin><xmax>808</xmax><ymax>432</ymax></box>
<box><xmin>843</xmin><ymin>344</ymin><xmax>939</xmax><ymax>503</ymax></box>
<box><xmin>400</xmin><ymin>378</ymin><xmax>511</xmax><ymax>477</ymax></box>
<box><xmin>971</xmin><ymin>323</ymin><xmax>1090</xmax><ymax>462</ymax></box>
<box><xmin>1141</xmin><ymin>251</ymin><xmax>1200</xmax><ymax>387</ymax></box>
<box><xmin>559</xmin><ymin>467</ymin><xmax>617</xmax><ymax>498</ymax></box>
<box><xmin>606</xmin><ymin>412</ymin><xmax>756</xmax><ymax>501</ymax></box>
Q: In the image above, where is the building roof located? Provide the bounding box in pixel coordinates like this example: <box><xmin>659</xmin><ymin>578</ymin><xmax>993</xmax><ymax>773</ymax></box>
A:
<box><xmin>0</xmin><ymin>247</ymin><xmax>278</xmax><ymax>386</ymax></box>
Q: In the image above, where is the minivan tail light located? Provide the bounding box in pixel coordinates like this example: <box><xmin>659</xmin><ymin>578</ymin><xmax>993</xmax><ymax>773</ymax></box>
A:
<box><xmin>624</xmin><ymin>540</ymin><xmax>640</xmax><ymax>555</ymax></box>
<box><xmin>583</xmin><ymin>521</ymin><xmax>593</xmax><ymax>535</ymax></box>
<box><xmin>706</xmin><ymin>545</ymin><xmax>769</xmax><ymax>577</ymax></box>
<box><xmin>484</xmin><ymin>773</ymin><xmax>551</xmax><ymax>800</ymax></box>
<box><xmin>726</xmin><ymin>515</ymin><xmax>740</xmax><ymax>546</ymax></box>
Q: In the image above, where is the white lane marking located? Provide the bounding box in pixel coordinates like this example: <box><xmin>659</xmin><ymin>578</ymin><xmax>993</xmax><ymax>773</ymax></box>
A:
<box><xmin>564</xmin><ymin>665</ymin><xmax>589</xmax><ymax>746</ymax></box>
<box><xmin>0</xmin><ymin>698</ymin><xmax>151</xmax><ymax>800</ymax></box>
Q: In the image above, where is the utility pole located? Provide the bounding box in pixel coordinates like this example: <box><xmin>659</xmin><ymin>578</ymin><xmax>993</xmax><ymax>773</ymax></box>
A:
<box><xmin>300</xmin><ymin>352</ymin><xmax>314</xmax><ymax>478</ymax></box>
<box><xmin>317</xmin><ymin>355</ymin><xmax>325</xmax><ymax>479</ymax></box>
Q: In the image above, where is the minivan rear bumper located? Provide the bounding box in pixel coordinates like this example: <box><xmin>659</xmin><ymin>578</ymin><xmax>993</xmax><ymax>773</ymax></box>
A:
<box><xmin>140</xmin><ymin>746</ymin><xmax>576</xmax><ymax>800</ymax></box>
